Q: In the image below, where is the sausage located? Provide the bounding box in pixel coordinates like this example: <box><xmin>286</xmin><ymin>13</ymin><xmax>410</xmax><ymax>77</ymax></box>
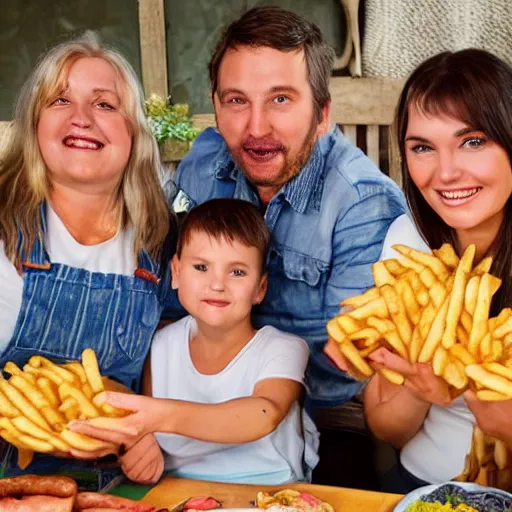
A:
<box><xmin>0</xmin><ymin>475</ymin><xmax>77</xmax><ymax>498</ymax></box>
<box><xmin>183</xmin><ymin>497</ymin><xmax>221</xmax><ymax>510</ymax></box>
<box><xmin>0</xmin><ymin>494</ymin><xmax>75</xmax><ymax>511</ymax></box>
<box><xmin>76</xmin><ymin>492</ymin><xmax>156</xmax><ymax>511</ymax></box>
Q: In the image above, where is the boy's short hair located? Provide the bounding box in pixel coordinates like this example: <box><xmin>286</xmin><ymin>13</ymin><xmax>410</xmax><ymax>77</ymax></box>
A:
<box><xmin>176</xmin><ymin>199</ymin><xmax>271</xmax><ymax>271</ymax></box>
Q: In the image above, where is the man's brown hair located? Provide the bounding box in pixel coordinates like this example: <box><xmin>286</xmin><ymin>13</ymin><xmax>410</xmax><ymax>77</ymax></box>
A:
<box><xmin>176</xmin><ymin>199</ymin><xmax>271</xmax><ymax>271</ymax></box>
<box><xmin>208</xmin><ymin>5</ymin><xmax>335</xmax><ymax>123</ymax></box>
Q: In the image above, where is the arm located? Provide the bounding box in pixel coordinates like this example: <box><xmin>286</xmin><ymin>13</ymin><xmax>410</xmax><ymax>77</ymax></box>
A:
<box><xmin>364</xmin><ymin>348</ymin><xmax>452</xmax><ymax>448</ymax></box>
<box><xmin>69</xmin><ymin>378</ymin><xmax>302</xmax><ymax>446</ymax></box>
<box><xmin>364</xmin><ymin>373</ymin><xmax>430</xmax><ymax>449</ymax></box>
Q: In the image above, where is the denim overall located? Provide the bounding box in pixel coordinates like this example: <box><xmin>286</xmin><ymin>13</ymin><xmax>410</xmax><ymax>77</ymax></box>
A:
<box><xmin>0</xmin><ymin>207</ymin><xmax>172</xmax><ymax>490</ymax></box>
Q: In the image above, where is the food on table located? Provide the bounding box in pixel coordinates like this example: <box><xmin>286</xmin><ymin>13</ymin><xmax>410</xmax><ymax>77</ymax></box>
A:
<box><xmin>0</xmin><ymin>475</ymin><xmax>76</xmax><ymax>511</ymax></box>
<box><xmin>76</xmin><ymin>491</ymin><xmax>160</xmax><ymax>511</ymax></box>
<box><xmin>327</xmin><ymin>243</ymin><xmax>512</xmax><ymax>488</ymax></box>
<box><xmin>0</xmin><ymin>349</ymin><xmax>127</xmax><ymax>468</ymax></box>
<box><xmin>404</xmin><ymin>483</ymin><xmax>512</xmax><ymax>512</ymax></box>
<box><xmin>182</xmin><ymin>496</ymin><xmax>221</xmax><ymax>510</ymax></box>
<box><xmin>257</xmin><ymin>489</ymin><xmax>334</xmax><ymax>512</ymax></box>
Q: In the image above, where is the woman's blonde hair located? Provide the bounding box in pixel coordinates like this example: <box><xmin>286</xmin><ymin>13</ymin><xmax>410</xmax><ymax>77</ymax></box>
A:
<box><xmin>0</xmin><ymin>31</ymin><xmax>171</xmax><ymax>264</ymax></box>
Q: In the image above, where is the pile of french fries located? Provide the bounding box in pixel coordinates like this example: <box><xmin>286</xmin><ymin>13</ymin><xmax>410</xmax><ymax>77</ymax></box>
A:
<box><xmin>456</xmin><ymin>426</ymin><xmax>512</xmax><ymax>490</ymax></box>
<box><xmin>0</xmin><ymin>348</ymin><xmax>125</xmax><ymax>469</ymax></box>
<box><xmin>327</xmin><ymin>243</ymin><xmax>512</xmax><ymax>396</ymax></box>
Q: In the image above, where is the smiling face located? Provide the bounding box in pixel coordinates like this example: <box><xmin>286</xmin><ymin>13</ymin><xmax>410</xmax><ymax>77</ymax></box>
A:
<box><xmin>172</xmin><ymin>230</ymin><xmax>267</xmax><ymax>332</ymax></box>
<box><xmin>405</xmin><ymin>105</ymin><xmax>512</xmax><ymax>243</ymax></box>
<box><xmin>213</xmin><ymin>46</ymin><xmax>329</xmax><ymax>203</ymax></box>
<box><xmin>37</xmin><ymin>56</ymin><xmax>132</xmax><ymax>194</ymax></box>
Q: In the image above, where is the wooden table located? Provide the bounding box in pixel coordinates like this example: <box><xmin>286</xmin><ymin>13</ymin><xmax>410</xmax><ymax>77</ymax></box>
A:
<box><xmin>140</xmin><ymin>477</ymin><xmax>403</xmax><ymax>512</ymax></box>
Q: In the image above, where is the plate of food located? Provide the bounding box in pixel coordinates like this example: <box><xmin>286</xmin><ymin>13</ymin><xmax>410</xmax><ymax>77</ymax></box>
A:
<box><xmin>393</xmin><ymin>482</ymin><xmax>512</xmax><ymax>512</ymax></box>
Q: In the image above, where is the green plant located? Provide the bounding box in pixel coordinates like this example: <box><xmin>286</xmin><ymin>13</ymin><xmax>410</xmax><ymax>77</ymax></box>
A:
<box><xmin>145</xmin><ymin>94</ymin><xmax>199</xmax><ymax>145</ymax></box>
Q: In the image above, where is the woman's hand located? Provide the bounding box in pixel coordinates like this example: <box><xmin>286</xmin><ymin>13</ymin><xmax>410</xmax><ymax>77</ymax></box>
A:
<box><xmin>369</xmin><ymin>347</ymin><xmax>452</xmax><ymax>407</ymax></box>
<box><xmin>68</xmin><ymin>392</ymin><xmax>161</xmax><ymax>449</ymax></box>
<box><xmin>464</xmin><ymin>390</ymin><xmax>512</xmax><ymax>445</ymax></box>
<box><xmin>324</xmin><ymin>337</ymin><xmax>370</xmax><ymax>380</ymax></box>
<box><xmin>120</xmin><ymin>434</ymin><xmax>164</xmax><ymax>485</ymax></box>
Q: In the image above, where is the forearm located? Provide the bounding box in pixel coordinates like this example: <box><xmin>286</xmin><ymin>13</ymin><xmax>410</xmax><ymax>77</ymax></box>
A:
<box><xmin>152</xmin><ymin>396</ymin><xmax>283</xmax><ymax>443</ymax></box>
<box><xmin>364</xmin><ymin>375</ymin><xmax>430</xmax><ymax>449</ymax></box>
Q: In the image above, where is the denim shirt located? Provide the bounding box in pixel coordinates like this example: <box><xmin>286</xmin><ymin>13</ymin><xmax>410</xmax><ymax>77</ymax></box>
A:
<box><xmin>171</xmin><ymin>127</ymin><xmax>408</xmax><ymax>407</ymax></box>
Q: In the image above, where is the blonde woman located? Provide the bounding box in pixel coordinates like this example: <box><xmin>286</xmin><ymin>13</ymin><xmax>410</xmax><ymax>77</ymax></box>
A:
<box><xmin>0</xmin><ymin>33</ymin><xmax>176</xmax><ymax>486</ymax></box>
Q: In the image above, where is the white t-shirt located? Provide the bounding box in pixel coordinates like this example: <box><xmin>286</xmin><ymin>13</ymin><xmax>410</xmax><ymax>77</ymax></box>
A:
<box><xmin>151</xmin><ymin>315</ymin><xmax>319</xmax><ymax>484</ymax></box>
<box><xmin>0</xmin><ymin>205</ymin><xmax>136</xmax><ymax>353</ymax></box>
<box><xmin>380</xmin><ymin>214</ymin><xmax>476</xmax><ymax>483</ymax></box>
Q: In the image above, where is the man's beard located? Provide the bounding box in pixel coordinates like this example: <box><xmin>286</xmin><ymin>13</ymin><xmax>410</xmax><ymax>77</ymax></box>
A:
<box><xmin>232</xmin><ymin>117</ymin><xmax>319</xmax><ymax>189</ymax></box>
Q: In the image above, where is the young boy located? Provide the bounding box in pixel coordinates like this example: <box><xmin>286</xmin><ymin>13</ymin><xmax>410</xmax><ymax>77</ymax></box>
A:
<box><xmin>70</xmin><ymin>199</ymin><xmax>318</xmax><ymax>485</ymax></box>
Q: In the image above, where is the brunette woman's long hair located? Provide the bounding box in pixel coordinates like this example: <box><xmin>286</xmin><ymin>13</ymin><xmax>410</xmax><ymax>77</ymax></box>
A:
<box><xmin>395</xmin><ymin>49</ymin><xmax>512</xmax><ymax>315</ymax></box>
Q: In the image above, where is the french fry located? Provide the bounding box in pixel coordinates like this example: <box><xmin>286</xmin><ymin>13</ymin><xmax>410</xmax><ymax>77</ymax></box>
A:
<box><xmin>348</xmin><ymin>297</ymin><xmax>389</xmax><ymax>321</ymax></box>
<box><xmin>0</xmin><ymin>389</ymin><xmax>21</xmax><ymax>418</ymax></box>
<box><xmin>477</xmin><ymin>389</ymin><xmax>510</xmax><ymax>401</ymax></box>
<box><xmin>466</xmin><ymin>365</ymin><xmax>512</xmax><ymax>398</ymax></box>
<box><xmin>380</xmin><ymin>368</ymin><xmax>405</xmax><ymax>385</ymax></box>
<box><xmin>59</xmin><ymin>382</ymin><xmax>99</xmax><ymax>419</ymax></box>
<box><xmin>494</xmin><ymin>440</ymin><xmax>511</xmax><ymax>470</ymax></box>
<box><xmin>396</xmin><ymin>278</ymin><xmax>421</xmax><ymax>325</ymax></box>
<box><xmin>419</xmin><ymin>302</ymin><xmax>437</xmax><ymax>340</ymax></box>
<box><xmin>62</xmin><ymin>362</ymin><xmax>88</xmax><ymax>384</ymax></box>
<box><xmin>11</xmin><ymin>416</ymin><xmax>52</xmax><ymax>441</ymax></box>
<box><xmin>82</xmin><ymin>348</ymin><xmax>105</xmax><ymax>395</ymax></box>
<box><xmin>449</xmin><ymin>344</ymin><xmax>477</xmax><ymax>366</ymax></box>
<box><xmin>469</xmin><ymin>274</ymin><xmax>500</xmax><ymax>355</ymax></box>
<box><xmin>442</xmin><ymin>245</ymin><xmax>475</xmax><ymax>349</ymax></box>
<box><xmin>382</xmin><ymin>330</ymin><xmax>409</xmax><ymax>360</ymax></box>
<box><xmin>393</xmin><ymin>244</ymin><xmax>450</xmax><ymax>282</ymax></box>
<box><xmin>418</xmin><ymin>296</ymin><xmax>450</xmax><ymax>363</ymax></box>
<box><xmin>465</xmin><ymin>275</ymin><xmax>480</xmax><ymax>316</ymax></box>
<box><xmin>473</xmin><ymin>256</ymin><xmax>493</xmax><ymax>275</ymax></box>
<box><xmin>483</xmin><ymin>363</ymin><xmax>512</xmax><ymax>381</ymax></box>
<box><xmin>380</xmin><ymin>284</ymin><xmax>412</xmax><ymax>346</ymax></box>
<box><xmin>404</xmin><ymin>270</ymin><xmax>430</xmax><ymax>307</ymax></box>
<box><xmin>433</xmin><ymin>243</ymin><xmax>459</xmax><ymax>269</ymax></box>
<box><xmin>443</xmin><ymin>359</ymin><xmax>468</xmax><ymax>390</ymax></box>
<box><xmin>456</xmin><ymin>325</ymin><xmax>469</xmax><ymax>346</ymax></box>
<box><xmin>28</xmin><ymin>356</ymin><xmax>77</xmax><ymax>384</ymax></box>
<box><xmin>373</xmin><ymin>261</ymin><xmax>396</xmax><ymax>287</ymax></box>
<box><xmin>493</xmin><ymin>313</ymin><xmax>512</xmax><ymax>339</ymax></box>
<box><xmin>23</xmin><ymin>365</ymin><xmax>64</xmax><ymax>386</ymax></box>
<box><xmin>327</xmin><ymin>318</ymin><xmax>345</xmax><ymax>342</ymax></box>
<box><xmin>433</xmin><ymin>346</ymin><xmax>449</xmax><ymax>376</ymax></box>
<box><xmin>336</xmin><ymin>315</ymin><xmax>362</xmax><ymax>334</ymax></box>
<box><xmin>339</xmin><ymin>340</ymin><xmax>374</xmax><ymax>377</ymax></box>
<box><xmin>9</xmin><ymin>375</ymin><xmax>50</xmax><ymax>410</ymax></box>
<box><xmin>384</xmin><ymin>259</ymin><xmax>408</xmax><ymax>276</ymax></box>
<box><xmin>341</xmin><ymin>287</ymin><xmax>380</xmax><ymax>309</ymax></box>
<box><xmin>59</xmin><ymin>429</ymin><xmax>116</xmax><ymax>452</ymax></box>
<box><xmin>409</xmin><ymin>327</ymin><xmax>423</xmax><ymax>363</ymax></box>
<box><xmin>348</xmin><ymin>328</ymin><xmax>381</xmax><ymax>345</ymax></box>
<box><xmin>0</xmin><ymin>430</ymin><xmax>34</xmax><ymax>469</ymax></box>
<box><xmin>36</xmin><ymin>377</ymin><xmax>60</xmax><ymax>409</ymax></box>
<box><xmin>0</xmin><ymin>377</ymin><xmax>50</xmax><ymax>431</ymax></box>
<box><xmin>486</xmin><ymin>339</ymin><xmax>504</xmax><ymax>363</ymax></box>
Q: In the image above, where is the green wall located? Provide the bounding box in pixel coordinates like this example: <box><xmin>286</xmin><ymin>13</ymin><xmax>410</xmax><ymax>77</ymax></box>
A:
<box><xmin>0</xmin><ymin>0</ymin><xmax>345</xmax><ymax>120</ymax></box>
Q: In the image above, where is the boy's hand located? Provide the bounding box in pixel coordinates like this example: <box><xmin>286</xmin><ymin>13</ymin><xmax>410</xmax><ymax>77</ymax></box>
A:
<box><xmin>120</xmin><ymin>434</ymin><xmax>164</xmax><ymax>485</ymax></box>
<box><xmin>68</xmin><ymin>392</ymin><xmax>161</xmax><ymax>447</ymax></box>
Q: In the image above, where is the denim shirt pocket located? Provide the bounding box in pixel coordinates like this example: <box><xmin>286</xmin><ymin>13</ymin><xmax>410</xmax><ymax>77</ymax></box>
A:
<box><xmin>263</xmin><ymin>248</ymin><xmax>328</xmax><ymax>318</ymax></box>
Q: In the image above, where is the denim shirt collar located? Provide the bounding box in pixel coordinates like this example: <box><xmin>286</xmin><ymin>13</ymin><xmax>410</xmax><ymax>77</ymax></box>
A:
<box><xmin>214</xmin><ymin>127</ymin><xmax>337</xmax><ymax>214</ymax></box>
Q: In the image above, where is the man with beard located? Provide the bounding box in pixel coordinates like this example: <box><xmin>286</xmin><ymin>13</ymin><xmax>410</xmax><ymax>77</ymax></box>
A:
<box><xmin>170</xmin><ymin>5</ymin><xmax>409</xmax><ymax>467</ymax></box>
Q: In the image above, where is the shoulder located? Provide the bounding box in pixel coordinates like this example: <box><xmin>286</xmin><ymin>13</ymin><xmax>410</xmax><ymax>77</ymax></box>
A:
<box><xmin>380</xmin><ymin>214</ymin><xmax>431</xmax><ymax>260</ymax></box>
<box><xmin>153</xmin><ymin>316</ymin><xmax>192</xmax><ymax>349</ymax></box>
<box><xmin>255</xmin><ymin>326</ymin><xmax>309</xmax><ymax>358</ymax></box>
<box><xmin>173</xmin><ymin>128</ymin><xmax>232</xmax><ymax>206</ymax></box>
<box><xmin>322</xmin><ymin>128</ymin><xmax>406</xmax><ymax>215</ymax></box>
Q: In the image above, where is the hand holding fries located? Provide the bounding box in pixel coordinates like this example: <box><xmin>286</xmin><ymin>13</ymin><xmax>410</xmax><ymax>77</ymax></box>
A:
<box><xmin>327</xmin><ymin>243</ymin><xmax>512</xmax><ymax>398</ymax></box>
<box><xmin>327</xmin><ymin>242</ymin><xmax>512</xmax><ymax>490</ymax></box>
<box><xmin>0</xmin><ymin>349</ymin><xmax>128</xmax><ymax>468</ymax></box>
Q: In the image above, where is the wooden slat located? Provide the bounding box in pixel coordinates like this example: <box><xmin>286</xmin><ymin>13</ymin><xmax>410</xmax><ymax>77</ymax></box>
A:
<box><xmin>330</xmin><ymin>76</ymin><xmax>404</xmax><ymax>125</ymax></box>
<box><xmin>138</xmin><ymin>0</ymin><xmax>168</xmax><ymax>98</ymax></box>
<box><xmin>191</xmin><ymin>113</ymin><xmax>216</xmax><ymax>131</ymax></box>
<box><xmin>366</xmin><ymin>124</ymin><xmax>379</xmax><ymax>166</ymax></box>
<box><xmin>342</xmin><ymin>124</ymin><xmax>357</xmax><ymax>146</ymax></box>
<box><xmin>388</xmin><ymin>136</ymin><xmax>402</xmax><ymax>188</ymax></box>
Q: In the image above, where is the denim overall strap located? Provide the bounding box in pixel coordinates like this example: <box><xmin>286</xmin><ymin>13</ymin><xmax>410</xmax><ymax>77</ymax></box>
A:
<box><xmin>0</xmin><ymin>214</ymin><xmax>171</xmax><ymax>489</ymax></box>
